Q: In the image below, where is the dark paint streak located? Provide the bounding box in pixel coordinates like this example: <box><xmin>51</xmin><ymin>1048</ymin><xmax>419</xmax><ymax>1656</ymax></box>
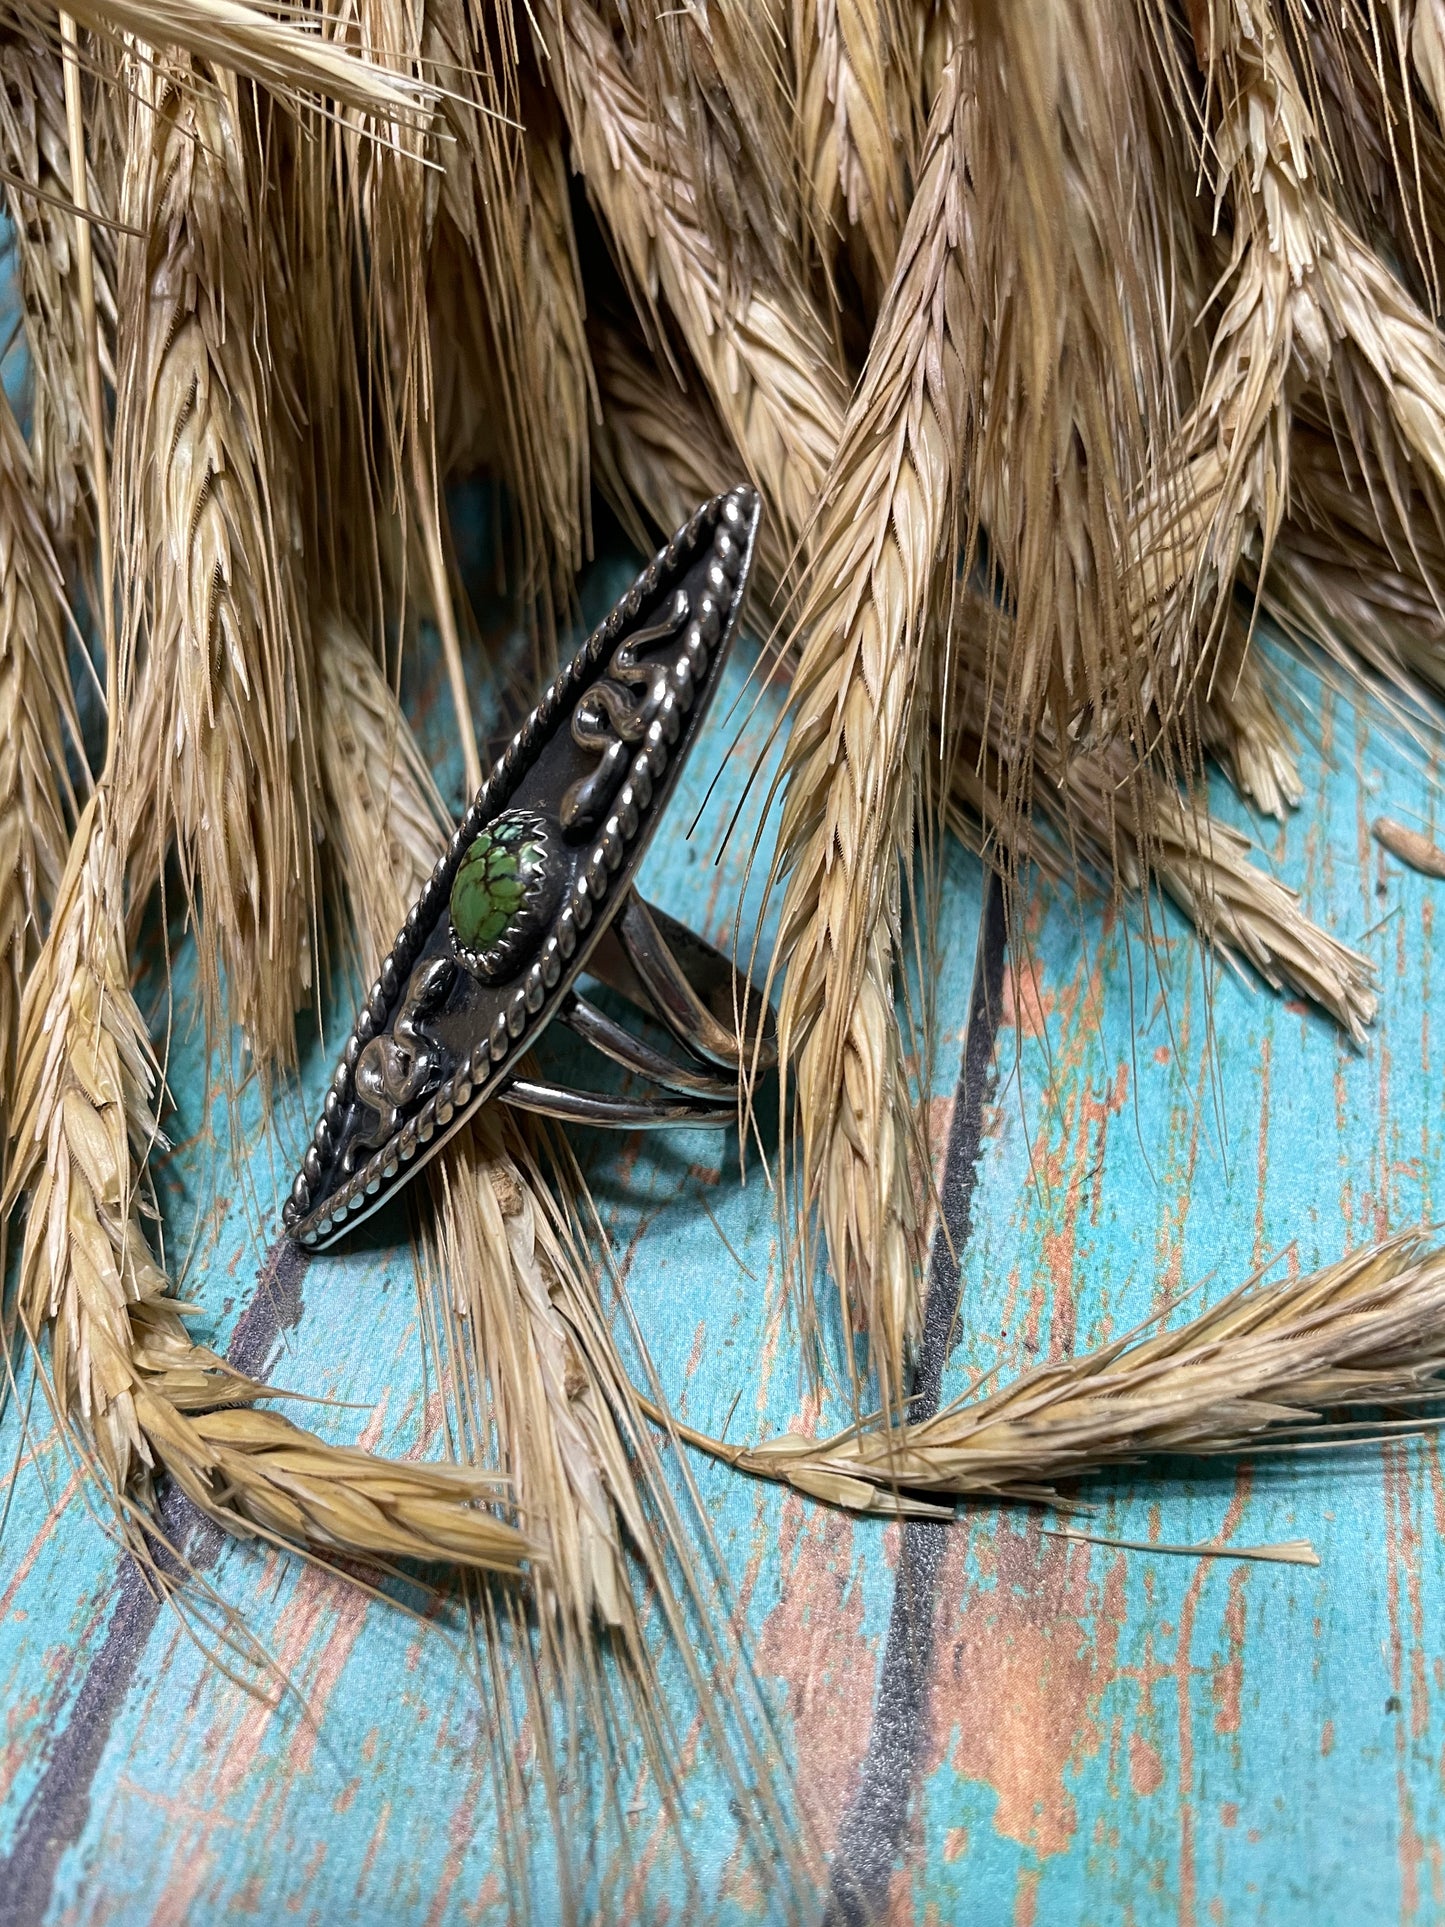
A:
<box><xmin>0</xmin><ymin>1237</ymin><xmax>308</xmax><ymax>1927</ymax></box>
<box><xmin>824</xmin><ymin>873</ymin><xmax>1007</xmax><ymax>1927</ymax></box>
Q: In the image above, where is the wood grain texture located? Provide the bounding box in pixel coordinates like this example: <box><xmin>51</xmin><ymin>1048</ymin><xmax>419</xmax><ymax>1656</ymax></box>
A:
<box><xmin>4</xmin><ymin>506</ymin><xmax>1444</xmax><ymax>1922</ymax></box>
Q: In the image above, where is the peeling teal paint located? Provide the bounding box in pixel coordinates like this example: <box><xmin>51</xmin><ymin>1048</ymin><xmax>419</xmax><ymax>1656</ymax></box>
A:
<box><xmin>3</xmin><ymin>535</ymin><xmax>1443</xmax><ymax>1920</ymax></box>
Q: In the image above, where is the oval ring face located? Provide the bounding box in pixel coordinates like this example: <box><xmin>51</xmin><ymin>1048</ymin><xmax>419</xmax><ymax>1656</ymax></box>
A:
<box><xmin>448</xmin><ymin>808</ymin><xmax>564</xmax><ymax>981</ymax></box>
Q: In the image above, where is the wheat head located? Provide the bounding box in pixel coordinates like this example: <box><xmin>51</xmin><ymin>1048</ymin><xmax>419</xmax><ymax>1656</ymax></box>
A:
<box><xmin>112</xmin><ymin>54</ymin><xmax>317</xmax><ymax>1076</ymax></box>
<box><xmin>6</xmin><ymin>784</ymin><xmax>527</xmax><ymax>1571</ymax></box>
<box><xmin>768</xmin><ymin>48</ymin><xmax>970</xmax><ymax>1401</ymax></box>
<box><xmin>540</xmin><ymin>0</ymin><xmax>847</xmax><ymax>552</ymax></box>
<box><xmin>0</xmin><ymin>31</ymin><xmax>118</xmax><ymax>554</ymax></box>
<box><xmin>792</xmin><ymin>0</ymin><xmax>922</xmax><ymax>299</ymax></box>
<box><xmin>0</xmin><ymin>388</ymin><xmax>72</xmax><ymax>1138</ymax></box>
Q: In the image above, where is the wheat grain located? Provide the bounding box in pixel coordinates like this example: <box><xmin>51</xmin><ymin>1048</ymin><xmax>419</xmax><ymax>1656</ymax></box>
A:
<box><xmin>1374</xmin><ymin>815</ymin><xmax>1445</xmax><ymax>877</ymax></box>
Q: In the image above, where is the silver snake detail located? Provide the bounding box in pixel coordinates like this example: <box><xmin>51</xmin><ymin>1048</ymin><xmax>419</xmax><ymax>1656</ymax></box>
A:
<box><xmin>348</xmin><ymin>955</ymin><xmax>457</xmax><ymax>1165</ymax></box>
<box><xmin>560</xmin><ymin>589</ymin><xmax>690</xmax><ymax>834</ymax></box>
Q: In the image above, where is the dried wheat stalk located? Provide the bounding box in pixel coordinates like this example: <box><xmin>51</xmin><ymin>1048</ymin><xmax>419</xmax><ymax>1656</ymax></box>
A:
<box><xmin>1059</xmin><ymin>753</ymin><xmax>1378</xmax><ymax>1040</ymax></box>
<box><xmin>969</xmin><ymin>0</ymin><xmax>1172</xmax><ymax>774</ymax></box>
<box><xmin>0</xmin><ymin>389</ymin><xmax>72</xmax><ymax>1134</ymax></box>
<box><xmin>945</xmin><ymin>596</ymin><xmax>1376</xmax><ymax>1040</ymax></box>
<box><xmin>588</xmin><ymin>316</ymin><xmax>792</xmax><ymax>608</ymax></box>
<box><xmin>0</xmin><ymin>29</ymin><xmax>117</xmax><ymax>554</ymax></box>
<box><xmin>262</xmin><ymin>94</ymin><xmax>383</xmax><ymax>641</ymax></box>
<box><xmin>588</xmin><ymin>182</ymin><xmax>1339</xmax><ymax>1398</ymax></box>
<box><xmin>6</xmin><ymin>0</ymin><xmax>439</xmax><ymax>116</ymax></box>
<box><xmin>112</xmin><ymin>54</ymin><xmax>317</xmax><ymax>1074</ymax></box>
<box><xmin>587</xmin><ymin>289</ymin><xmax>1320</xmax><ymax>1029</ymax></box>
<box><xmin>793</xmin><ymin>0</ymin><xmax>920</xmax><ymax>298</ymax></box>
<box><xmin>1125</xmin><ymin>0</ymin><xmax>1327</xmax><ymax>728</ymax></box>
<box><xmin>768</xmin><ymin>47</ymin><xmax>970</xmax><ymax>1399</ymax></box>
<box><xmin>428</xmin><ymin>34</ymin><xmax>595</xmax><ymax>624</ymax></box>
<box><xmin>424</xmin><ymin>1133</ymin><xmax>644</xmax><ymax>1640</ymax></box>
<box><xmin>675</xmin><ymin>1233</ymin><xmax>1445</xmax><ymax>1511</ymax></box>
<box><xmin>947</xmin><ymin>749</ymin><xmax>1377</xmax><ymax>1041</ymax></box>
<box><xmin>622</xmin><ymin>0</ymin><xmax>798</xmax><ymax>295</ymax></box>
<box><xmin>540</xmin><ymin>0</ymin><xmax>847</xmax><ymax>552</ymax></box>
<box><xmin>1255</xmin><ymin>404</ymin><xmax>1445</xmax><ymax>718</ymax></box>
<box><xmin>5</xmin><ymin>791</ymin><xmax>528</xmax><ymax>1573</ymax></box>
<box><xmin>1196</xmin><ymin>612</ymin><xmax>1304</xmax><ymax>822</ymax></box>
<box><xmin>1265</xmin><ymin>536</ymin><xmax>1445</xmax><ymax>712</ymax></box>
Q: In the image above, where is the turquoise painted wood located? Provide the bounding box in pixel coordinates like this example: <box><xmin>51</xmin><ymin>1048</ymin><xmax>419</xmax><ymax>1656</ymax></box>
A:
<box><xmin>4</xmin><ymin>507</ymin><xmax>1445</xmax><ymax>1921</ymax></box>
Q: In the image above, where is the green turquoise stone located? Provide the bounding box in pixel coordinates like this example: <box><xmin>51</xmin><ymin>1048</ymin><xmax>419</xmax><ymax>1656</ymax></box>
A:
<box><xmin>450</xmin><ymin>820</ymin><xmax>546</xmax><ymax>953</ymax></box>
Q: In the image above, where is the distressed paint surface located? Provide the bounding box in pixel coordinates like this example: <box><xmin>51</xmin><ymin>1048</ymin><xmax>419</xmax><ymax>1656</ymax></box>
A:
<box><xmin>1</xmin><ymin>492</ymin><xmax>1443</xmax><ymax>1923</ymax></box>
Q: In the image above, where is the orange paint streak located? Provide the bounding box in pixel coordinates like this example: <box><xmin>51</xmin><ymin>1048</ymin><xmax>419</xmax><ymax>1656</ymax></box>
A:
<box><xmin>421</xmin><ymin>1750</ymin><xmax>490</xmax><ymax>1927</ymax></box>
<box><xmin>1151</xmin><ymin>971</ymin><xmax>1204</xmax><ymax>1308</ymax></box>
<box><xmin>1211</xmin><ymin>1567</ymin><xmax>1248</xmax><ymax>1740</ymax></box>
<box><xmin>754</xmin><ymin>1493</ymin><xmax>879</xmax><ymax>1856</ymax></box>
<box><xmin>1053</xmin><ymin>1060</ymin><xmax>1128</xmax><ymax>1358</ymax></box>
<box><xmin>928</xmin><ymin>1518</ymin><xmax>1126</xmax><ymax>1860</ymax></box>
<box><xmin>356</xmin><ymin>1798</ymin><xmax>392</xmax><ymax>1902</ymax></box>
<box><xmin>999</xmin><ymin>958</ymin><xmax>1052</xmax><ymax>1041</ymax></box>
<box><xmin>1129</xmin><ymin>1733</ymin><xmax>1164</xmax><ymax>1796</ymax></box>
<box><xmin>1382</xmin><ymin>1440</ymin><xmax>1426</xmax><ymax>1918</ymax></box>
<box><xmin>0</xmin><ymin>1468</ymin><xmax>82</xmax><ymax>1622</ymax></box>
<box><xmin>1013</xmin><ymin>1865</ymin><xmax>1041</xmax><ymax>1926</ymax></box>
<box><xmin>1174</xmin><ymin>1467</ymin><xmax>1252</xmax><ymax>1927</ymax></box>
<box><xmin>1253</xmin><ymin>1037</ymin><xmax>1271</xmax><ymax>1270</ymax></box>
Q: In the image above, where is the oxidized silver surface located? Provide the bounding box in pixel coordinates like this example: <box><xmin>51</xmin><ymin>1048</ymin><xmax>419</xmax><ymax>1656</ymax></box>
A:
<box><xmin>285</xmin><ymin>486</ymin><xmax>770</xmax><ymax>1249</ymax></box>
